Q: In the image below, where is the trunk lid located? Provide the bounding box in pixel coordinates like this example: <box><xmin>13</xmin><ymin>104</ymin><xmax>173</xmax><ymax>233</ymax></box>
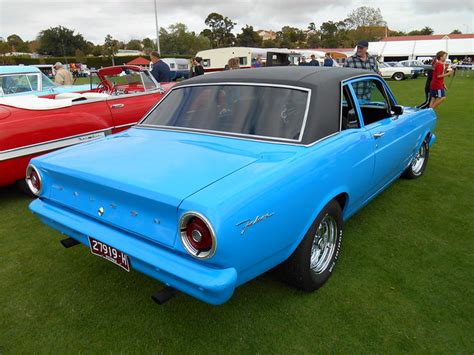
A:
<box><xmin>37</xmin><ymin>128</ymin><xmax>262</xmax><ymax>247</ymax></box>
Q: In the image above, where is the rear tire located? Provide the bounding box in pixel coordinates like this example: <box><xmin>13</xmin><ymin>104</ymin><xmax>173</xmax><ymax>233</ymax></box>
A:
<box><xmin>278</xmin><ymin>200</ymin><xmax>343</xmax><ymax>291</ymax></box>
<box><xmin>393</xmin><ymin>72</ymin><xmax>405</xmax><ymax>81</ymax></box>
<box><xmin>402</xmin><ymin>139</ymin><xmax>429</xmax><ymax>179</ymax></box>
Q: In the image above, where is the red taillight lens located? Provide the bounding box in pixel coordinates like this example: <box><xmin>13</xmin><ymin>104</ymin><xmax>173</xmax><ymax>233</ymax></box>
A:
<box><xmin>180</xmin><ymin>213</ymin><xmax>216</xmax><ymax>259</ymax></box>
<box><xmin>26</xmin><ymin>165</ymin><xmax>42</xmax><ymax>196</ymax></box>
<box><xmin>186</xmin><ymin>217</ymin><xmax>212</xmax><ymax>251</ymax></box>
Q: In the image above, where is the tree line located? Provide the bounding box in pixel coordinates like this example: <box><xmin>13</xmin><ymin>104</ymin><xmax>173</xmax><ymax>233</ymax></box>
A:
<box><xmin>0</xmin><ymin>6</ymin><xmax>465</xmax><ymax>60</ymax></box>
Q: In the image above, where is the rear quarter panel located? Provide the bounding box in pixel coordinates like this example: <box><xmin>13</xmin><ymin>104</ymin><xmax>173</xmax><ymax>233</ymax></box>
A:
<box><xmin>179</xmin><ymin>131</ymin><xmax>376</xmax><ymax>286</ymax></box>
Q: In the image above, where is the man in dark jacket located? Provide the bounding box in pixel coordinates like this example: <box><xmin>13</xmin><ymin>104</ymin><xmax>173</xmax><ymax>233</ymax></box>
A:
<box><xmin>150</xmin><ymin>51</ymin><xmax>171</xmax><ymax>82</ymax></box>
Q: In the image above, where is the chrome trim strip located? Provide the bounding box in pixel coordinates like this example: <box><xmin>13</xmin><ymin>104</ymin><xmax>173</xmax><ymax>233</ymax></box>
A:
<box><xmin>113</xmin><ymin>122</ymin><xmax>136</xmax><ymax>129</ymax></box>
<box><xmin>0</xmin><ymin>129</ymin><xmax>109</xmax><ymax>161</ymax></box>
<box><xmin>105</xmin><ymin>89</ymin><xmax>163</xmax><ymax>101</ymax></box>
<box><xmin>137</xmin><ymin>82</ymin><xmax>312</xmax><ymax>143</ymax></box>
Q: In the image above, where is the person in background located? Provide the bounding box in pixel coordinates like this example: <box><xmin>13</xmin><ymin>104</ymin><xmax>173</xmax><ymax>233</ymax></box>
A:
<box><xmin>308</xmin><ymin>54</ymin><xmax>320</xmax><ymax>66</ymax></box>
<box><xmin>54</xmin><ymin>62</ymin><xmax>73</xmax><ymax>85</ymax></box>
<box><xmin>253</xmin><ymin>55</ymin><xmax>263</xmax><ymax>68</ymax></box>
<box><xmin>228</xmin><ymin>57</ymin><xmax>240</xmax><ymax>70</ymax></box>
<box><xmin>344</xmin><ymin>40</ymin><xmax>380</xmax><ymax>74</ymax></box>
<box><xmin>299</xmin><ymin>56</ymin><xmax>308</xmax><ymax>66</ymax></box>
<box><xmin>429</xmin><ymin>51</ymin><xmax>454</xmax><ymax>109</ymax></box>
<box><xmin>191</xmin><ymin>57</ymin><xmax>205</xmax><ymax>77</ymax></box>
<box><xmin>323</xmin><ymin>53</ymin><xmax>334</xmax><ymax>67</ymax></box>
<box><xmin>150</xmin><ymin>51</ymin><xmax>171</xmax><ymax>82</ymax></box>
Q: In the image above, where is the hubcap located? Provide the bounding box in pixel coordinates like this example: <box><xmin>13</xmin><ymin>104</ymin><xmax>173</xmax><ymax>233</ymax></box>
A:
<box><xmin>411</xmin><ymin>143</ymin><xmax>426</xmax><ymax>175</ymax></box>
<box><xmin>310</xmin><ymin>215</ymin><xmax>338</xmax><ymax>274</ymax></box>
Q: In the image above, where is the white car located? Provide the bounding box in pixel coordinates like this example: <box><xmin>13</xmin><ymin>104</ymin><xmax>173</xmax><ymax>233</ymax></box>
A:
<box><xmin>379</xmin><ymin>62</ymin><xmax>415</xmax><ymax>81</ymax></box>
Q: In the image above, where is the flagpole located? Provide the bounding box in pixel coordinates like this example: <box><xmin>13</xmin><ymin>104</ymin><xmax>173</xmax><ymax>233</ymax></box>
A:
<box><xmin>153</xmin><ymin>0</ymin><xmax>161</xmax><ymax>53</ymax></box>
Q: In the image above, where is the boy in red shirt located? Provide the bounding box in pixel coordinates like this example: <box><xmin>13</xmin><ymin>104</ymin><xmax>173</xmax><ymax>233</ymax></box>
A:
<box><xmin>429</xmin><ymin>51</ymin><xmax>454</xmax><ymax>109</ymax></box>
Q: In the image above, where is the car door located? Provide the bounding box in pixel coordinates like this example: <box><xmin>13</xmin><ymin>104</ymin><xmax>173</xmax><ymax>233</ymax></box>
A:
<box><xmin>348</xmin><ymin>77</ymin><xmax>414</xmax><ymax>196</ymax></box>
<box><xmin>106</xmin><ymin>91</ymin><xmax>164</xmax><ymax>133</ymax></box>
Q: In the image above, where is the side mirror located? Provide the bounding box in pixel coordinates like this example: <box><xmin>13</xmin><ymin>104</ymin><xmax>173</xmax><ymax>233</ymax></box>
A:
<box><xmin>391</xmin><ymin>105</ymin><xmax>404</xmax><ymax>116</ymax></box>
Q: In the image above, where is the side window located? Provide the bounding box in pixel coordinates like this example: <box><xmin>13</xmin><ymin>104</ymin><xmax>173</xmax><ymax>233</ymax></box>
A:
<box><xmin>350</xmin><ymin>79</ymin><xmax>391</xmax><ymax>126</ymax></box>
<box><xmin>239</xmin><ymin>57</ymin><xmax>248</xmax><ymax>66</ymax></box>
<box><xmin>202</xmin><ymin>59</ymin><xmax>211</xmax><ymax>67</ymax></box>
<box><xmin>0</xmin><ymin>75</ymin><xmax>33</xmax><ymax>95</ymax></box>
<box><xmin>341</xmin><ymin>85</ymin><xmax>360</xmax><ymax>130</ymax></box>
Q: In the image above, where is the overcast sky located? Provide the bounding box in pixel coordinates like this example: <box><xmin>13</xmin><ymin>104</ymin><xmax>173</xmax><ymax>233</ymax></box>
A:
<box><xmin>0</xmin><ymin>0</ymin><xmax>473</xmax><ymax>44</ymax></box>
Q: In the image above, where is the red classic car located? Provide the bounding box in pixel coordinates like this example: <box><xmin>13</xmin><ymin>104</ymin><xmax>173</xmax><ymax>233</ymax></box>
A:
<box><xmin>0</xmin><ymin>65</ymin><xmax>174</xmax><ymax>192</ymax></box>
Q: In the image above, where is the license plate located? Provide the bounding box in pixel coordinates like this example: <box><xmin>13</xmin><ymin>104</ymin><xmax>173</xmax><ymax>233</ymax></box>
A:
<box><xmin>88</xmin><ymin>237</ymin><xmax>130</xmax><ymax>272</ymax></box>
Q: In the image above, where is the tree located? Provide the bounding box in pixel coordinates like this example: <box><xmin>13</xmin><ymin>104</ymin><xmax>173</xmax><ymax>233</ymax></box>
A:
<box><xmin>37</xmin><ymin>26</ymin><xmax>88</xmax><ymax>56</ymax></box>
<box><xmin>160</xmin><ymin>23</ymin><xmax>210</xmax><ymax>56</ymax></box>
<box><xmin>236</xmin><ymin>25</ymin><xmax>262</xmax><ymax>47</ymax></box>
<box><xmin>277</xmin><ymin>26</ymin><xmax>306</xmax><ymax>48</ymax></box>
<box><xmin>262</xmin><ymin>39</ymin><xmax>279</xmax><ymax>48</ymax></box>
<box><xmin>308</xmin><ymin>22</ymin><xmax>317</xmax><ymax>31</ymax></box>
<box><xmin>202</xmin><ymin>12</ymin><xmax>236</xmax><ymax>48</ymax></box>
<box><xmin>126</xmin><ymin>39</ymin><xmax>142</xmax><ymax>50</ymax></box>
<box><xmin>75</xmin><ymin>49</ymin><xmax>86</xmax><ymax>63</ymax></box>
<box><xmin>407</xmin><ymin>26</ymin><xmax>434</xmax><ymax>36</ymax></box>
<box><xmin>306</xmin><ymin>33</ymin><xmax>321</xmax><ymax>48</ymax></box>
<box><xmin>450</xmin><ymin>29</ymin><xmax>462</xmax><ymax>34</ymax></box>
<box><xmin>142</xmin><ymin>37</ymin><xmax>157</xmax><ymax>52</ymax></box>
<box><xmin>102</xmin><ymin>34</ymin><xmax>119</xmax><ymax>65</ymax></box>
<box><xmin>0</xmin><ymin>41</ymin><xmax>10</xmax><ymax>63</ymax></box>
<box><xmin>345</xmin><ymin>6</ymin><xmax>386</xmax><ymax>29</ymax></box>
<box><xmin>7</xmin><ymin>34</ymin><xmax>30</xmax><ymax>52</ymax></box>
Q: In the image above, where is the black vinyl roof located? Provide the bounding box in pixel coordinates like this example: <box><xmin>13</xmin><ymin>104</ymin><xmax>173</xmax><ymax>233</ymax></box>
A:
<box><xmin>173</xmin><ymin>67</ymin><xmax>377</xmax><ymax>145</ymax></box>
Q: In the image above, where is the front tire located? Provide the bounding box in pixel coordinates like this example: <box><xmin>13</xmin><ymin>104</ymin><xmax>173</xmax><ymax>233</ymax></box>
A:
<box><xmin>279</xmin><ymin>200</ymin><xmax>343</xmax><ymax>291</ymax></box>
<box><xmin>393</xmin><ymin>72</ymin><xmax>405</xmax><ymax>81</ymax></box>
<box><xmin>402</xmin><ymin>139</ymin><xmax>429</xmax><ymax>179</ymax></box>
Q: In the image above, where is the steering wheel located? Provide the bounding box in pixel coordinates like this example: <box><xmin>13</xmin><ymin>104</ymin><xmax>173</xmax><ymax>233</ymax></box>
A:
<box><xmin>96</xmin><ymin>80</ymin><xmax>112</xmax><ymax>94</ymax></box>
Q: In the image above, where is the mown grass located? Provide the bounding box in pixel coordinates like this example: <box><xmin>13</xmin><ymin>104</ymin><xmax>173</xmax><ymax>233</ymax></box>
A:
<box><xmin>0</xmin><ymin>74</ymin><xmax>473</xmax><ymax>353</ymax></box>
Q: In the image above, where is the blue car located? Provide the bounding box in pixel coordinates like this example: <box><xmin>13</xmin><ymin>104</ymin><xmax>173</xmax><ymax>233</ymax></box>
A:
<box><xmin>28</xmin><ymin>67</ymin><xmax>437</xmax><ymax>305</ymax></box>
<box><xmin>0</xmin><ymin>65</ymin><xmax>92</xmax><ymax>97</ymax></box>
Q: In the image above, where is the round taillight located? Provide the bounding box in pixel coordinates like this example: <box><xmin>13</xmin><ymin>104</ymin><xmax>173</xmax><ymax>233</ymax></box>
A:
<box><xmin>25</xmin><ymin>165</ymin><xmax>42</xmax><ymax>196</ymax></box>
<box><xmin>179</xmin><ymin>212</ymin><xmax>216</xmax><ymax>259</ymax></box>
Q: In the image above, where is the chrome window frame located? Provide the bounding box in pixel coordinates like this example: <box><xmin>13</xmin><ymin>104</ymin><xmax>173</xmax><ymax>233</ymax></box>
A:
<box><xmin>137</xmin><ymin>82</ymin><xmax>312</xmax><ymax>144</ymax></box>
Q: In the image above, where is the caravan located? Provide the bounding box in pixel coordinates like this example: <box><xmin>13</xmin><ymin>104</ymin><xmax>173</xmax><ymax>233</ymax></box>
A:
<box><xmin>195</xmin><ymin>47</ymin><xmax>301</xmax><ymax>72</ymax></box>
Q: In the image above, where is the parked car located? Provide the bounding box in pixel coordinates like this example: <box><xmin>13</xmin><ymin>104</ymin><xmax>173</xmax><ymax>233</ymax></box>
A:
<box><xmin>399</xmin><ymin>60</ymin><xmax>431</xmax><ymax>74</ymax></box>
<box><xmin>379</xmin><ymin>62</ymin><xmax>415</xmax><ymax>81</ymax></box>
<box><xmin>0</xmin><ymin>65</ymin><xmax>93</xmax><ymax>97</ymax></box>
<box><xmin>0</xmin><ymin>65</ymin><xmax>174</xmax><ymax>192</ymax></box>
<box><xmin>28</xmin><ymin>67</ymin><xmax>437</xmax><ymax>305</ymax></box>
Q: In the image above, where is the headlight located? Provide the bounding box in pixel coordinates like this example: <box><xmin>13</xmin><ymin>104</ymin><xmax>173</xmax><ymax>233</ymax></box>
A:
<box><xmin>179</xmin><ymin>212</ymin><xmax>217</xmax><ymax>259</ymax></box>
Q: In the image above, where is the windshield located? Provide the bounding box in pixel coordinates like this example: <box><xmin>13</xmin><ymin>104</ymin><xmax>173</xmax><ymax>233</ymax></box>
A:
<box><xmin>141</xmin><ymin>85</ymin><xmax>309</xmax><ymax>141</ymax></box>
<box><xmin>41</xmin><ymin>73</ymin><xmax>57</xmax><ymax>89</ymax></box>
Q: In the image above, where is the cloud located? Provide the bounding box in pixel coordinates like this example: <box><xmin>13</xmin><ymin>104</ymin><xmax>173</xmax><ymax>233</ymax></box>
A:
<box><xmin>0</xmin><ymin>0</ymin><xmax>473</xmax><ymax>44</ymax></box>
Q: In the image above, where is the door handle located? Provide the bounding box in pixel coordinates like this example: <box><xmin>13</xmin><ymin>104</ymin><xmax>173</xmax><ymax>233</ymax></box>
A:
<box><xmin>110</xmin><ymin>103</ymin><xmax>124</xmax><ymax>109</ymax></box>
<box><xmin>373</xmin><ymin>132</ymin><xmax>385</xmax><ymax>139</ymax></box>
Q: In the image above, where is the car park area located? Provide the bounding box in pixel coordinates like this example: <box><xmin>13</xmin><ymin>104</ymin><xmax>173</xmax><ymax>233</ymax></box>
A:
<box><xmin>0</xmin><ymin>75</ymin><xmax>472</xmax><ymax>352</ymax></box>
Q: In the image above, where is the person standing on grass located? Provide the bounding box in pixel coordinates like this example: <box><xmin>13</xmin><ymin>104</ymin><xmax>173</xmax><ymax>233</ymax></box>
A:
<box><xmin>344</xmin><ymin>40</ymin><xmax>380</xmax><ymax>74</ymax></box>
<box><xmin>429</xmin><ymin>51</ymin><xmax>454</xmax><ymax>109</ymax></box>
<box><xmin>54</xmin><ymin>62</ymin><xmax>73</xmax><ymax>85</ymax></box>
<box><xmin>150</xmin><ymin>51</ymin><xmax>171</xmax><ymax>83</ymax></box>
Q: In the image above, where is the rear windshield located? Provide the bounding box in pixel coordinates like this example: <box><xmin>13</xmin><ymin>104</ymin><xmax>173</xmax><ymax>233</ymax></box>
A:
<box><xmin>140</xmin><ymin>84</ymin><xmax>309</xmax><ymax>141</ymax></box>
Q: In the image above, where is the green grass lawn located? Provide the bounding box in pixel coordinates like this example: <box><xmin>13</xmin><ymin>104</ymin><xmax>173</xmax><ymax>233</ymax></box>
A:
<box><xmin>1</xmin><ymin>75</ymin><xmax>473</xmax><ymax>353</ymax></box>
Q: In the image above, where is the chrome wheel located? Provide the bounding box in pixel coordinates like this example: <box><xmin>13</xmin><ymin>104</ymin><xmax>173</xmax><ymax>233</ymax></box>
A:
<box><xmin>310</xmin><ymin>214</ymin><xmax>338</xmax><ymax>274</ymax></box>
<box><xmin>411</xmin><ymin>143</ymin><xmax>427</xmax><ymax>175</ymax></box>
